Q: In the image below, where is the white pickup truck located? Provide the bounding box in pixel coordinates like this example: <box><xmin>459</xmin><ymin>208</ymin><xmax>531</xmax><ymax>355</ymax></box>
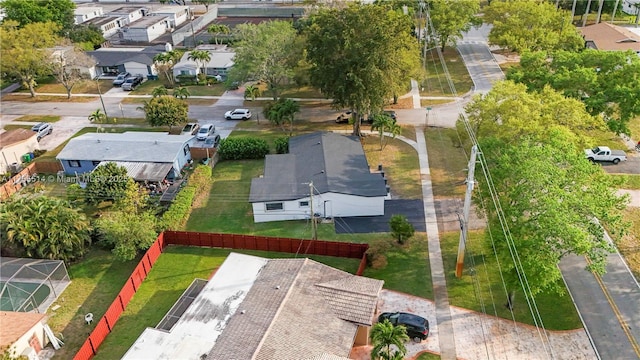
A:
<box><xmin>584</xmin><ymin>146</ymin><xmax>627</xmax><ymax>164</ymax></box>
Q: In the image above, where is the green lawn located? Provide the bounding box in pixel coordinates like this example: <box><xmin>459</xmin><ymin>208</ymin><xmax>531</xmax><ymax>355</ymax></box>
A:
<box><xmin>93</xmin><ymin>246</ymin><xmax>361</xmax><ymax>359</ymax></box>
<box><xmin>421</xmin><ymin>47</ymin><xmax>474</xmax><ymax>97</ymax></box>
<box><xmin>13</xmin><ymin>115</ymin><xmax>61</xmax><ymax>123</ymax></box>
<box><xmin>424</xmin><ymin>127</ymin><xmax>468</xmax><ymax>198</ymax></box>
<box><xmin>17</xmin><ymin>78</ymin><xmax>112</xmax><ymax>95</ymax></box>
<box><xmin>440</xmin><ymin>230</ymin><xmax>582</xmax><ymax>330</ymax></box>
<box><xmin>49</xmin><ymin>249</ymin><xmax>139</xmax><ymax>360</ymax></box>
<box><xmin>279</xmin><ymin>85</ymin><xmax>325</xmax><ymax>98</ymax></box>
<box><xmin>129</xmin><ymin>79</ymin><xmax>226</xmax><ymax>97</ymax></box>
<box><xmin>612</xmin><ymin>174</ymin><xmax>640</xmax><ymax>189</ymax></box>
<box><xmin>416</xmin><ymin>352</ymin><xmax>441</xmax><ymax>360</ymax></box>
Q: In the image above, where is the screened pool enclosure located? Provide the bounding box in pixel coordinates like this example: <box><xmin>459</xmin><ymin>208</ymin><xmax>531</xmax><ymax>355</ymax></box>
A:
<box><xmin>0</xmin><ymin>257</ymin><xmax>70</xmax><ymax>313</ymax></box>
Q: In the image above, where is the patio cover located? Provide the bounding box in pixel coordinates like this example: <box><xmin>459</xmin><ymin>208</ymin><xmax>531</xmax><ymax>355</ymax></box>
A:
<box><xmin>98</xmin><ymin>161</ymin><xmax>173</xmax><ymax>182</ymax></box>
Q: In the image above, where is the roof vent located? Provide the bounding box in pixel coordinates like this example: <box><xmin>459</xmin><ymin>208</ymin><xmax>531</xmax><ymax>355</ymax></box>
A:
<box><xmin>97</xmin><ymin>139</ymin><xmax>100</xmax><ymax>143</ymax></box>
<box><xmin>154</xmin><ymin>140</ymin><xmax>158</xmax><ymax>144</ymax></box>
<box><xmin>275</xmin><ymin>285</ymin><xmax>280</xmax><ymax>290</ymax></box>
<box><xmin>240</xmin><ymin>310</ymin><xmax>246</xmax><ymax>314</ymax></box>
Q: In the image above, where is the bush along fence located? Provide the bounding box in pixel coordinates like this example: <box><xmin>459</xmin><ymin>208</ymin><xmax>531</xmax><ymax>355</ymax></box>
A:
<box><xmin>73</xmin><ymin>231</ymin><xmax>369</xmax><ymax>360</ymax></box>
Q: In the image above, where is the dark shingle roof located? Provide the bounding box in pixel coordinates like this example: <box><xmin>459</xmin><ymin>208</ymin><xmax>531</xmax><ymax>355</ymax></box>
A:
<box><xmin>87</xmin><ymin>45</ymin><xmax>165</xmax><ymax>67</ymax></box>
<box><xmin>207</xmin><ymin>258</ymin><xmax>383</xmax><ymax>360</ymax></box>
<box><xmin>249</xmin><ymin>132</ymin><xmax>387</xmax><ymax>202</ymax></box>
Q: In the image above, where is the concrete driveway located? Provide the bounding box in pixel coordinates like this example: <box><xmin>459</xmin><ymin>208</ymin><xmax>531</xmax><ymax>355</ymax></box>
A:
<box><xmin>351</xmin><ymin>290</ymin><xmax>595</xmax><ymax>360</ymax></box>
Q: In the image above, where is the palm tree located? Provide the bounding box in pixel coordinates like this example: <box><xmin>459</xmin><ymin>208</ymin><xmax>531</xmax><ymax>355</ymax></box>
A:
<box><xmin>153</xmin><ymin>50</ymin><xmax>182</xmax><ymax>87</ymax></box>
<box><xmin>88</xmin><ymin>108</ymin><xmax>107</xmax><ymax>131</ymax></box>
<box><xmin>207</xmin><ymin>24</ymin><xmax>230</xmax><ymax>45</ymax></box>
<box><xmin>152</xmin><ymin>86</ymin><xmax>169</xmax><ymax>98</ymax></box>
<box><xmin>371</xmin><ymin>114</ymin><xmax>401</xmax><ymax>150</ymax></box>
<box><xmin>244</xmin><ymin>84</ymin><xmax>261</xmax><ymax>101</ymax></box>
<box><xmin>173</xmin><ymin>86</ymin><xmax>190</xmax><ymax>100</ymax></box>
<box><xmin>370</xmin><ymin>319</ymin><xmax>409</xmax><ymax>360</ymax></box>
<box><xmin>187</xmin><ymin>50</ymin><xmax>212</xmax><ymax>84</ymax></box>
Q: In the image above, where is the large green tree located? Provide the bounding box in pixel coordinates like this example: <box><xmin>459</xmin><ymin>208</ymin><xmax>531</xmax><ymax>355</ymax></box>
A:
<box><xmin>84</xmin><ymin>162</ymin><xmax>134</xmax><ymax>205</ymax></box>
<box><xmin>207</xmin><ymin>23</ymin><xmax>230</xmax><ymax>45</ymax></box>
<box><xmin>507</xmin><ymin>49</ymin><xmax>640</xmax><ymax>134</ymax></box>
<box><xmin>0</xmin><ymin>21</ymin><xmax>60</xmax><ymax>97</ymax></box>
<box><xmin>230</xmin><ymin>21</ymin><xmax>301</xmax><ymax>100</ymax></box>
<box><xmin>370</xmin><ymin>319</ymin><xmax>409</xmax><ymax>360</ymax></box>
<box><xmin>263</xmin><ymin>98</ymin><xmax>300</xmax><ymax>135</ymax></box>
<box><xmin>0</xmin><ymin>195</ymin><xmax>91</xmax><ymax>262</ymax></box>
<box><xmin>429</xmin><ymin>0</ymin><xmax>481</xmax><ymax>51</ymax></box>
<box><xmin>141</xmin><ymin>96</ymin><xmax>189</xmax><ymax>131</ymax></box>
<box><xmin>95</xmin><ymin>211</ymin><xmax>157</xmax><ymax>261</ymax></box>
<box><xmin>0</xmin><ymin>0</ymin><xmax>75</xmax><ymax>32</ymax></box>
<box><xmin>484</xmin><ymin>0</ymin><xmax>583</xmax><ymax>53</ymax></box>
<box><xmin>465</xmin><ymin>81</ymin><xmax>629</xmax><ymax>301</ymax></box>
<box><xmin>305</xmin><ymin>3</ymin><xmax>420</xmax><ymax>136</ymax></box>
<box><xmin>67</xmin><ymin>24</ymin><xmax>104</xmax><ymax>50</ymax></box>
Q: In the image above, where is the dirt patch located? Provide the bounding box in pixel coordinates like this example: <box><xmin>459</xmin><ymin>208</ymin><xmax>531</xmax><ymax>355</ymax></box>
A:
<box><xmin>387</xmin><ymin>97</ymin><xmax>415</xmax><ymax>110</ymax></box>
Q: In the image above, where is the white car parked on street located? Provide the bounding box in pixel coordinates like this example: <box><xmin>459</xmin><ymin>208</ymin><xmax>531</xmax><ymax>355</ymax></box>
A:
<box><xmin>224</xmin><ymin>108</ymin><xmax>252</xmax><ymax>120</ymax></box>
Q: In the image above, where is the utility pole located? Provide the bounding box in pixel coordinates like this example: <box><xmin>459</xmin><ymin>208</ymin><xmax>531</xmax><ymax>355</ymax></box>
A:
<box><xmin>96</xmin><ymin>80</ymin><xmax>109</xmax><ymax>120</ymax></box>
<box><xmin>455</xmin><ymin>145</ymin><xmax>477</xmax><ymax>278</ymax></box>
<box><xmin>309</xmin><ymin>182</ymin><xmax>317</xmax><ymax>240</ymax></box>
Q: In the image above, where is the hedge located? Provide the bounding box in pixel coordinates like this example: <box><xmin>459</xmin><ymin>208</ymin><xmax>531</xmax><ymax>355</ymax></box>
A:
<box><xmin>160</xmin><ymin>165</ymin><xmax>212</xmax><ymax>230</ymax></box>
<box><xmin>218</xmin><ymin>137</ymin><xmax>270</xmax><ymax>160</ymax></box>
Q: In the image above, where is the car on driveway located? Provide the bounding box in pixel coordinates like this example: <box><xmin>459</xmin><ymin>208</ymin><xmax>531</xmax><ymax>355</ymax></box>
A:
<box><xmin>182</xmin><ymin>122</ymin><xmax>200</xmax><ymax>135</ymax></box>
<box><xmin>122</xmin><ymin>75</ymin><xmax>144</xmax><ymax>91</ymax></box>
<box><xmin>31</xmin><ymin>122</ymin><xmax>53</xmax><ymax>141</ymax></box>
<box><xmin>112</xmin><ymin>72</ymin><xmax>131</xmax><ymax>87</ymax></box>
<box><xmin>378</xmin><ymin>312</ymin><xmax>429</xmax><ymax>342</ymax></box>
<box><xmin>336</xmin><ymin>111</ymin><xmax>352</xmax><ymax>123</ymax></box>
<box><xmin>225</xmin><ymin>108</ymin><xmax>252</xmax><ymax>120</ymax></box>
<box><xmin>204</xmin><ymin>134</ymin><xmax>221</xmax><ymax>148</ymax></box>
<box><xmin>196</xmin><ymin>124</ymin><xmax>215</xmax><ymax>140</ymax></box>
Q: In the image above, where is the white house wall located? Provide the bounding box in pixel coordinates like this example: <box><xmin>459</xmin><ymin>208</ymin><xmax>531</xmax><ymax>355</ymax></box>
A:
<box><xmin>122</xmin><ymin>61</ymin><xmax>151</xmax><ymax>77</ymax></box>
<box><xmin>0</xmin><ymin>137</ymin><xmax>40</xmax><ymax>173</ymax></box>
<box><xmin>252</xmin><ymin>192</ymin><xmax>385</xmax><ymax>223</ymax></box>
<box><xmin>10</xmin><ymin>321</ymin><xmax>46</xmax><ymax>359</ymax></box>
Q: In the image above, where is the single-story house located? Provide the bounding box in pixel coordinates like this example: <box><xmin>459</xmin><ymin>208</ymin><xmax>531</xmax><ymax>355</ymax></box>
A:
<box><xmin>120</xmin><ymin>16</ymin><xmax>169</xmax><ymax>43</ymax></box>
<box><xmin>123</xmin><ymin>252</ymin><xmax>383</xmax><ymax>360</ymax></box>
<box><xmin>151</xmin><ymin>6</ymin><xmax>191</xmax><ymax>29</ymax></box>
<box><xmin>86</xmin><ymin>44</ymin><xmax>165</xmax><ymax>77</ymax></box>
<box><xmin>0</xmin><ymin>311</ymin><xmax>48</xmax><ymax>359</ymax></box>
<box><xmin>56</xmin><ymin>132</ymin><xmax>194</xmax><ymax>181</ymax></box>
<box><xmin>249</xmin><ymin>132</ymin><xmax>388</xmax><ymax>223</ymax></box>
<box><xmin>173</xmin><ymin>46</ymin><xmax>235</xmax><ymax>80</ymax></box>
<box><xmin>0</xmin><ymin>129</ymin><xmax>40</xmax><ymax>174</ymax></box>
<box><xmin>581</xmin><ymin>22</ymin><xmax>640</xmax><ymax>54</ymax></box>
<box><xmin>107</xmin><ymin>6</ymin><xmax>148</xmax><ymax>25</ymax></box>
<box><xmin>83</xmin><ymin>15</ymin><xmax>125</xmax><ymax>38</ymax></box>
<box><xmin>623</xmin><ymin>0</ymin><xmax>640</xmax><ymax>15</ymax></box>
<box><xmin>50</xmin><ymin>45</ymin><xmax>98</xmax><ymax>79</ymax></box>
<box><xmin>74</xmin><ymin>6</ymin><xmax>103</xmax><ymax>25</ymax></box>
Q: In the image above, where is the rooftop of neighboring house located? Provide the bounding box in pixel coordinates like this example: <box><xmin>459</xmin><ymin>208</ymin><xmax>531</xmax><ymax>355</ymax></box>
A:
<box><xmin>125</xmin><ymin>15</ymin><xmax>168</xmax><ymax>29</ymax></box>
<box><xmin>87</xmin><ymin>44</ymin><xmax>167</xmax><ymax>66</ymax></box>
<box><xmin>0</xmin><ymin>311</ymin><xmax>47</xmax><ymax>347</ymax></box>
<box><xmin>108</xmin><ymin>6</ymin><xmax>147</xmax><ymax>16</ymax></box>
<box><xmin>123</xmin><ymin>253</ymin><xmax>383</xmax><ymax>360</ymax></box>
<box><xmin>176</xmin><ymin>49</ymin><xmax>235</xmax><ymax>69</ymax></box>
<box><xmin>152</xmin><ymin>6</ymin><xmax>190</xmax><ymax>15</ymax></box>
<box><xmin>56</xmin><ymin>132</ymin><xmax>193</xmax><ymax>163</ymax></box>
<box><xmin>580</xmin><ymin>22</ymin><xmax>640</xmax><ymax>51</ymax></box>
<box><xmin>0</xmin><ymin>129</ymin><xmax>37</xmax><ymax>150</ymax></box>
<box><xmin>250</xmin><ymin>132</ymin><xmax>388</xmax><ymax>203</ymax></box>
<box><xmin>83</xmin><ymin>15</ymin><xmax>122</xmax><ymax>27</ymax></box>
<box><xmin>74</xmin><ymin>6</ymin><xmax>103</xmax><ymax>16</ymax></box>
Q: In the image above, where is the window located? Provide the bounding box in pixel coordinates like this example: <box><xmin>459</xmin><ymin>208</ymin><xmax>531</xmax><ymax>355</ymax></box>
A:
<box><xmin>265</xmin><ymin>202</ymin><xmax>284</xmax><ymax>211</ymax></box>
<box><xmin>299</xmin><ymin>201</ymin><xmax>309</xmax><ymax>207</ymax></box>
<box><xmin>183</xmin><ymin>145</ymin><xmax>190</xmax><ymax>156</ymax></box>
<box><xmin>92</xmin><ymin>161</ymin><xmax>101</xmax><ymax>166</ymax></box>
<box><xmin>68</xmin><ymin>160</ymin><xmax>81</xmax><ymax>168</ymax></box>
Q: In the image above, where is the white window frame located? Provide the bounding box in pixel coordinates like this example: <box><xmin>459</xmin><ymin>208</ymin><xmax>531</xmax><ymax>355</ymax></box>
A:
<box><xmin>265</xmin><ymin>202</ymin><xmax>284</xmax><ymax>211</ymax></box>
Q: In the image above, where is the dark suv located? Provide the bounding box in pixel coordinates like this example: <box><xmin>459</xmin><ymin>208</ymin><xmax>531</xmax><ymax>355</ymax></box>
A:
<box><xmin>378</xmin><ymin>312</ymin><xmax>429</xmax><ymax>342</ymax></box>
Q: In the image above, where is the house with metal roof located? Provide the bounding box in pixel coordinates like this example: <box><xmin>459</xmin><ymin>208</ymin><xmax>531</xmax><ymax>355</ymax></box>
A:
<box><xmin>74</xmin><ymin>6</ymin><xmax>104</xmax><ymax>25</ymax></box>
<box><xmin>56</xmin><ymin>132</ymin><xmax>194</xmax><ymax>182</ymax></box>
<box><xmin>123</xmin><ymin>252</ymin><xmax>383</xmax><ymax>360</ymax></box>
<box><xmin>173</xmin><ymin>45</ymin><xmax>235</xmax><ymax>80</ymax></box>
<box><xmin>120</xmin><ymin>15</ymin><xmax>169</xmax><ymax>43</ymax></box>
<box><xmin>249</xmin><ymin>132</ymin><xmax>388</xmax><ymax>223</ymax></box>
<box><xmin>83</xmin><ymin>15</ymin><xmax>125</xmax><ymax>38</ymax></box>
<box><xmin>107</xmin><ymin>6</ymin><xmax>148</xmax><ymax>25</ymax></box>
<box><xmin>86</xmin><ymin>44</ymin><xmax>165</xmax><ymax>77</ymax></box>
<box><xmin>151</xmin><ymin>6</ymin><xmax>191</xmax><ymax>29</ymax></box>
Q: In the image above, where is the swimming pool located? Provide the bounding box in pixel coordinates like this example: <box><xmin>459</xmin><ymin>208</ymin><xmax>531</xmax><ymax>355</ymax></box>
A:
<box><xmin>0</xmin><ymin>281</ymin><xmax>51</xmax><ymax>312</ymax></box>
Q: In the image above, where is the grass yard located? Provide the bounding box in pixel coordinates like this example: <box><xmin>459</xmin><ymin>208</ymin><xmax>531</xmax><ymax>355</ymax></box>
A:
<box><xmin>279</xmin><ymin>85</ymin><xmax>326</xmax><ymax>99</ymax></box>
<box><xmin>629</xmin><ymin>115</ymin><xmax>640</xmax><ymax>141</ymax></box>
<box><xmin>424</xmin><ymin>127</ymin><xmax>468</xmax><ymax>198</ymax></box>
<box><xmin>129</xmin><ymin>79</ymin><xmax>226</xmax><ymax>97</ymax></box>
<box><xmin>1</xmin><ymin>94</ymin><xmax>98</xmax><ymax>102</ymax></box>
<box><xmin>2</xmin><ymin>124</ymin><xmax>32</xmax><ymax>131</ymax></box>
<box><xmin>421</xmin><ymin>99</ymin><xmax>455</xmax><ymax>107</ymax></box>
<box><xmin>421</xmin><ymin>47</ymin><xmax>474</xmax><ymax>97</ymax></box>
<box><xmin>16</xmin><ymin>78</ymin><xmax>112</xmax><ymax>95</ymax></box>
<box><xmin>49</xmin><ymin>249</ymin><xmax>139</xmax><ymax>360</ymax></box>
<box><xmin>584</xmin><ymin>128</ymin><xmax>628</xmax><ymax>149</ymax></box>
<box><xmin>93</xmin><ymin>246</ymin><xmax>361</xmax><ymax>359</ymax></box>
<box><xmin>612</xmin><ymin>174</ymin><xmax>640</xmax><ymax>190</ymax></box>
<box><xmin>440</xmin><ymin>230</ymin><xmax>582</xmax><ymax>331</ymax></box>
<box><xmin>416</xmin><ymin>352</ymin><xmax>441</xmax><ymax>360</ymax></box>
<box><xmin>618</xmin><ymin>208</ymin><xmax>640</xmax><ymax>280</ymax></box>
<box><xmin>13</xmin><ymin>115</ymin><xmax>61</xmax><ymax>123</ymax></box>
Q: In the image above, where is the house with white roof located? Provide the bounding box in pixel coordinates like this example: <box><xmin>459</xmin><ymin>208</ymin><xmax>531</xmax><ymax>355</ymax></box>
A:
<box><xmin>151</xmin><ymin>6</ymin><xmax>191</xmax><ymax>28</ymax></box>
<box><xmin>107</xmin><ymin>6</ymin><xmax>148</xmax><ymax>25</ymax></box>
<box><xmin>74</xmin><ymin>7</ymin><xmax>103</xmax><ymax>25</ymax></box>
<box><xmin>56</xmin><ymin>132</ymin><xmax>193</xmax><ymax>182</ymax></box>
<box><xmin>120</xmin><ymin>15</ymin><xmax>169</xmax><ymax>43</ymax></box>
<box><xmin>123</xmin><ymin>252</ymin><xmax>383</xmax><ymax>360</ymax></box>
<box><xmin>83</xmin><ymin>16</ymin><xmax>125</xmax><ymax>38</ymax></box>
<box><xmin>249</xmin><ymin>132</ymin><xmax>389</xmax><ymax>223</ymax></box>
<box><xmin>173</xmin><ymin>45</ymin><xmax>235</xmax><ymax>80</ymax></box>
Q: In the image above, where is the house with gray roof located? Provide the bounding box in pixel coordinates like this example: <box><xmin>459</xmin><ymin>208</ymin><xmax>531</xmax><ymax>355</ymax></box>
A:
<box><xmin>123</xmin><ymin>252</ymin><xmax>383</xmax><ymax>360</ymax></box>
<box><xmin>56</xmin><ymin>132</ymin><xmax>193</xmax><ymax>182</ymax></box>
<box><xmin>86</xmin><ymin>44</ymin><xmax>165</xmax><ymax>77</ymax></box>
<box><xmin>249</xmin><ymin>132</ymin><xmax>388</xmax><ymax>222</ymax></box>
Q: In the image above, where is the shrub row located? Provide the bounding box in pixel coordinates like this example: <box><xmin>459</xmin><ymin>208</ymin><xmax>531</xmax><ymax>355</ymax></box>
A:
<box><xmin>160</xmin><ymin>165</ymin><xmax>212</xmax><ymax>230</ymax></box>
<box><xmin>218</xmin><ymin>137</ymin><xmax>270</xmax><ymax>160</ymax></box>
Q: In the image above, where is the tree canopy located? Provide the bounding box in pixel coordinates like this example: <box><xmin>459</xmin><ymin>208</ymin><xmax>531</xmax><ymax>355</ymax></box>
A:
<box><xmin>67</xmin><ymin>24</ymin><xmax>104</xmax><ymax>50</ymax></box>
<box><xmin>507</xmin><ymin>49</ymin><xmax>640</xmax><ymax>134</ymax></box>
<box><xmin>95</xmin><ymin>211</ymin><xmax>157</xmax><ymax>261</ymax></box>
<box><xmin>142</xmin><ymin>96</ymin><xmax>189</xmax><ymax>131</ymax></box>
<box><xmin>305</xmin><ymin>3</ymin><xmax>420</xmax><ymax>135</ymax></box>
<box><xmin>263</xmin><ymin>98</ymin><xmax>300</xmax><ymax>134</ymax></box>
<box><xmin>429</xmin><ymin>0</ymin><xmax>481</xmax><ymax>50</ymax></box>
<box><xmin>0</xmin><ymin>195</ymin><xmax>91</xmax><ymax>262</ymax></box>
<box><xmin>84</xmin><ymin>162</ymin><xmax>135</xmax><ymax>205</ymax></box>
<box><xmin>230</xmin><ymin>20</ymin><xmax>301</xmax><ymax>100</ymax></box>
<box><xmin>51</xmin><ymin>43</ymin><xmax>96</xmax><ymax>99</ymax></box>
<box><xmin>484</xmin><ymin>0</ymin><xmax>583</xmax><ymax>53</ymax></box>
<box><xmin>0</xmin><ymin>21</ymin><xmax>60</xmax><ymax>97</ymax></box>
<box><xmin>154</xmin><ymin>50</ymin><xmax>183</xmax><ymax>87</ymax></box>
<box><xmin>464</xmin><ymin>81</ymin><xmax>629</xmax><ymax>297</ymax></box>
<box><xmin>0</xmin><ymin>0</ymin><xmax>75</xmax><ymax>32</ymax></box>
<box><xmin>370</xmin><ymin>319</ymin><xmax>409</xmax><ymax>360</ymax></box>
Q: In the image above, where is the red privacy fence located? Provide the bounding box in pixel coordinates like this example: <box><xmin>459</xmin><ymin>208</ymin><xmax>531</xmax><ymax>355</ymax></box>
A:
<box><xmin>73</xmin><ymin>231</ymin><xmax>369</xmax><ymax>360</ymax></box>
